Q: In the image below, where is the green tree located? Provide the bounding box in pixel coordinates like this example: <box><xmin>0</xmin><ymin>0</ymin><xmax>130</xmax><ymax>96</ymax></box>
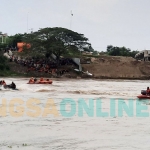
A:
<box><xmin>23</xmin><ymin>27</ymin><xmax>93</xmax><ymax>60</ymax></box>
<box><xmin>106</xmin><ymin>45</ymin><xmax>138</xmax><ymax>57</ymax></box>
<box><xmin>7</xmin><ymin>34</ymin><xmax>24</xmax><ymax>48</ymax></box>
<box><xmin>107</xmin><ymin>45</ymin><xmax>113</xmax><ymax>53</ymax></box>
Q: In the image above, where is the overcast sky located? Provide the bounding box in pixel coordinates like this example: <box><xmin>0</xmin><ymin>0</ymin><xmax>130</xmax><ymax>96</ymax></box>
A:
<box><xmin>1</xmin><ymin>0</ymin><xmax>150</xmax><ymax>51</ymax></box>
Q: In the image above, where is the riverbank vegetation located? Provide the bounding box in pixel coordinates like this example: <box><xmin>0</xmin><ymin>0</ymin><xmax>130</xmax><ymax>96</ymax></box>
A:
<box><xmin>106</xmin><ymin>45</ymin><xmax>139</xmax><ymax>57</ymax></box>
<box><xmin>0</xmin><ymin>27</ymin><xmax>141</xmax><ymax>78</ymax></box>
<box><xmin>1</xmin><ymin>28</ymin><xmax>139</xmax><ymax>58</ymax></box>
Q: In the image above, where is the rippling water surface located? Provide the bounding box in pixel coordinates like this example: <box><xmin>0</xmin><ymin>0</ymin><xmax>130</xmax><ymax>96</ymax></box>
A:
<box><xmin>0</xmin><ymin>78</ymin><xmax>150</xmax><ymax>150</ymax></box>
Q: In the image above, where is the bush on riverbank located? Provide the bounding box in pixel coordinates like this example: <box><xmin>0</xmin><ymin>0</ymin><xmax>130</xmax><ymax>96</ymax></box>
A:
<box><xmin>0</xmin><ymin>55</ymin><xmax>22</xmax><ymax>76</ymax></box>
<box><xmin>0</xmin><ymin>56</ymin><xmax>10</xmax><ymax>71</ymax></box>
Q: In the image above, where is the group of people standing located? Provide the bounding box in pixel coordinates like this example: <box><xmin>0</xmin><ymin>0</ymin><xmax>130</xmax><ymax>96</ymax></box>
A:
<box><xmin>3</xmin><ymin>47</ymin><xmax>73</xmax><ymax>77</ymax></box>
<box><xmin>10</xmin><ymin>56</ymin><xmax>71</xmax><ymax>76</ymax></box>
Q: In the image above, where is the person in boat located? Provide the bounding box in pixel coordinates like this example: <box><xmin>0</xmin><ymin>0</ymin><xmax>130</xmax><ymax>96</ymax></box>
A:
<box><xmin>2</xmin><ymin>80</ymin><xmax>6</xmax><ymax>85</ymax></box>
<box><xmin>46</xmin><ymin>79</ymin><xmax>49</xmax><ymax>81</ymax></box>
<box><xmin>11</xmin><ymin>82</ymin><xmax>16</xmax><ymax>89</ymax></box>
<box><xmin>40</xmin><ymin>77</ymin><xmax>44</xmax><ymax>81</ymax></box>
<box><xmin>4</xmin><ymin>82</ymin><xmax>16</xmax><ymax>89</ymax></box>
<box><xmin>29</xmin><ymin>77</ymin><xmax>34</xmax><ymax>83</ymax></box>
<box><xmin>7</xmin><ymin>82</ymin><xmax>16</xmax><ymax>89</ymax></box>
<box><xmin>0</xmin><ymin>80</ymin><xmax>5</xmax><ymax>87</ymax></box>
<box><xmin>34</xmin><ymin>78</ymin><xmax>37</xmax><ymax>82</ymax></box>
<box><xmin>146</xmin><ymin>87</ymin><xmax>150</xmax><ymax>95</ymax></box>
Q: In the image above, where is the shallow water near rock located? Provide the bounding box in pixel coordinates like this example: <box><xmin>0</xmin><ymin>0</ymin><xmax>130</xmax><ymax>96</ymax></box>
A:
<box><xmin>0</xmin><ymin>78</ymin><xmax>150</xmax><ymax>149</ymax></box>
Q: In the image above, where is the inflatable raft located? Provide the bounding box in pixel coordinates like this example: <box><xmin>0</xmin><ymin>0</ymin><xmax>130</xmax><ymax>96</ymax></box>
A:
<box><xmin>137</xmin><ymin>95</ymin><xmax>150</xmax><ymax>99</ymax></box>
<box><xmin>137</xmin><ymin>90</ymin><xmax>150</xmax><ymax>99</ymax></box>
<box><xmin>0</xmin><ymin>85</ymin><xmax>18</xmax><ymax>90</ymax></box>
<box><xmin>28</xmin><ymin>80</ymin><xmax>52</xmax><ymax>84</ymax></box>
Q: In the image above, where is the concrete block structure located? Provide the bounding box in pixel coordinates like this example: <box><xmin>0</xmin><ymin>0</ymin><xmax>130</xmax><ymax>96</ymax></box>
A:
<box><xmin>135</xmin><ymin>50</ymin><xmax>150</xmax><ymax>61</ymax></box>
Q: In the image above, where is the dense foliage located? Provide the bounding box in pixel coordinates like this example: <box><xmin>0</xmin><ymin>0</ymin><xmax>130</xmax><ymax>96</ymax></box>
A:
<box><xmin>0</xmin><ymin>31</ymin><xmax>24</xmax><ymax>51</ymax></box>
<box><xmin>1</xmin><ymin>30</ymin><xmax>139</xmax><ymax>59</ymax></box>
<box><xmin>7</xmin><ymin>34</ymin><xmax>24</xmax><ymax>48</ymax></box>
<box><xmin>0</xmin><ymin>55</ymin><xmax>10</xmax><ymax>71</ymax></box>
<box><xmin>107</xmin><ymin>45</ymin><xmax>139</xmax><ymax>57</ymax></box>
<box><xmin>23</xmin><ymin>27</ymin><xmax>94</xmax><ymax>59</ymax></box>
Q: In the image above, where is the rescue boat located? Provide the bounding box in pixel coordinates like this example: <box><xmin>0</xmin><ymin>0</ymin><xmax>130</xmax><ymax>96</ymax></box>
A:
<box><xmin>28</xmin><ymin>80</ymin><xmax>52</xmax><ymax>84</ymax></box>
<box><xmin>137</xmin><ymin>95</ymin><xmax>150</xmax><ymax>99</ymax></box>
<box><xmin>137</xmin><ymin>90</ymin><xmax>150</xmax><ymax>99</ymax></box>
<box><xmin>0</xmin><ymin>85</ymin><xmax>18</xmax><ymax>90</ymax></box>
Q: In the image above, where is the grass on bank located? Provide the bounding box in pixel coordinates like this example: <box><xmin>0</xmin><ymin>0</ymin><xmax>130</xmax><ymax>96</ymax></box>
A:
<box><xmin>0</xmin><ymin>70</ymin><xmax>26</xmax><ymax>77</ymax></box>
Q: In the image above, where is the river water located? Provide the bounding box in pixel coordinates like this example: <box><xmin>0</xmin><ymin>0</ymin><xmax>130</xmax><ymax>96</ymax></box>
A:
<box><xmin>0</xmin><ymin>78</ymin><xmax>150</xmax><ymax>150</ymax></box>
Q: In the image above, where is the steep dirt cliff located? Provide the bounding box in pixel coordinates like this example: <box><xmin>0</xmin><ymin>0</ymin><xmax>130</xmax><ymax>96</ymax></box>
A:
<box><xmin>81</xmin><ymin>56</ymin><xmax>150</xmax><ymax>79</ymax></box>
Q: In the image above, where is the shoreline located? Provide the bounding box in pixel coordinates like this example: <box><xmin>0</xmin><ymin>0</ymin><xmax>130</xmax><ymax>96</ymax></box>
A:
<box><xmin>3</xmin><ymin>55</ymin><xmax>150</xmax><ymax>81</ymax></box>
<box><xmin>1</xmin><ymin>75</ymin><xmax>150</xmax><ymax>80</ymax></box>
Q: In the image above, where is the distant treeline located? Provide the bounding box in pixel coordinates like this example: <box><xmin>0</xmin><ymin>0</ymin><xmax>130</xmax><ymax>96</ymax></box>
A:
<box><xmin>107</xmin><ymin>45</ymin><xmax>139</xmax><ymax>57</ymax></box>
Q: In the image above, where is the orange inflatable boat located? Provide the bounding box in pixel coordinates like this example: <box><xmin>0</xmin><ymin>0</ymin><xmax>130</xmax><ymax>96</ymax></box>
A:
<box><xmin>137</xmin><ymin>90</ymin><xmax>150</xmax><ymax>99</ymax></box>
<box><xmin>137</xmin><ymin>95</ymin><xmax>150</xmax><ymax>99</ymax></box>
<box><xmin>27</xmin><ymin>80</ymin><xmax>52</xmax><ymax>84</ymax></box>
<box><xmin>28</xmin><ymin>77</ymin><xmax>52</xmax><ymax>84</ymax></box>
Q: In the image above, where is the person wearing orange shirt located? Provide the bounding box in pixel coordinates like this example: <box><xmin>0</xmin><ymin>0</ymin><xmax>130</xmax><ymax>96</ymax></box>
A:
<box><xmin>40</xmin><ymin>77</ymin><xmax>44</xmax><ymax>81</ymax></box>
<box><xmin>29</xmin><ymin>77</ymin><xmax>34</xmax><ymax>83</ymax></box>
<box><xmin>2</xmin><ymin>80</ymin><xmax>6</xmax><ymax>85</ymax></box>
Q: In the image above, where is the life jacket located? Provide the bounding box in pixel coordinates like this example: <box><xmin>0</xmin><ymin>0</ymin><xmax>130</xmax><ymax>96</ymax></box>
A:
<box><xmin>40</xmin><ymin>78</ymin><xmax>44</xmax><ymax>81</ymax></box>
<box><xmin>29</xmin><ymin>79</ymin><xmax>34</xmax><ymax>83</ymax></box>
<box><xmin>147</xmin><ymin>89</ymin><xmax>150</xmax><ymax>94</ymax></box>
<box><xmin>2</xmin><ymin>81</ymin><xmax>6</xmax><ymax>85</ymax></box>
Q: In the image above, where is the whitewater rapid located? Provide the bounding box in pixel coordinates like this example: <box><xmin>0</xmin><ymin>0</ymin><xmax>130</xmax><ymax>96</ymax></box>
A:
<box><xmin>0</xmin><ymin>78</ymin><xmax>150</xmax><ymax>150</ymax></box>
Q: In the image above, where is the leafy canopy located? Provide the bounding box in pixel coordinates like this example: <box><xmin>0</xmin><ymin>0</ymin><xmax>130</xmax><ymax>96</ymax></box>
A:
<box><xmin>107</xmin><ymin>45</ymin><xmax>139</xmax><ymax>57</ymax></box>
<box><xmin>23</xmin><ymin>27</ymin><xmax>93</xmax><ymax>58</ymax></box>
